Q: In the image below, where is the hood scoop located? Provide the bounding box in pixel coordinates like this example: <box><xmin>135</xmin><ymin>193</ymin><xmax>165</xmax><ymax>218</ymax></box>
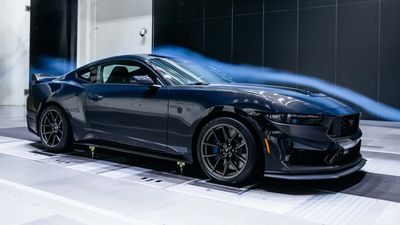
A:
<box><xmin>294</xmin><ymin>89</ymin><xmax>323</xmax><ymax>96</ymax></box>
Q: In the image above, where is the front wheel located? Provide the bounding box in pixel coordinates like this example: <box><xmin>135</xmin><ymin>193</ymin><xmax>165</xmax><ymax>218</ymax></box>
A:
<box><xmin>196</xmin><ymin>117</ymin><xmax>259</xmax><ymax>185</ymax></box>
<box><xmin>38</xmin><ymin>105</ymin><xmax>71</xmax><ymax>152</ymax></box>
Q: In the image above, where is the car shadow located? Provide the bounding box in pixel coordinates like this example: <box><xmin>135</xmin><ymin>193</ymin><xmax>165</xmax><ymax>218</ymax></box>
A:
<box><xmin>28</xmin><ymin>142</ymin><xmax>366</xmax><ymax>195</ymax></box>
<box><xmin>29</xmin><ymin>142</ymin><xmax>206</xmax><ymax>177</ymax></box>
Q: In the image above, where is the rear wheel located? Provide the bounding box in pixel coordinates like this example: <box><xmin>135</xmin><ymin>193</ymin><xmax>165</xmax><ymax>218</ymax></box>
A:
<box><xmin>196</xmin><ymin>117</ymin><xmax>259</xmax><ymax>185</ymax></box>
<box><xmin>38</xmin><ymin>105</ymin><xmax>71</xmax><ymax>152</ymax></box>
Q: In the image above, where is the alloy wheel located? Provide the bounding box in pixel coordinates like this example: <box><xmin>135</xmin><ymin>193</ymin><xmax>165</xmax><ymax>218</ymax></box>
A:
<box><xmin>200</xmin><ymin>124</ymin><xmax>249</xmax><ymax>180</ymax></box>
<box><xmin>40</xmin><ymin>109</ymin><xmax>64</xmax><ymax>148</ymax></box>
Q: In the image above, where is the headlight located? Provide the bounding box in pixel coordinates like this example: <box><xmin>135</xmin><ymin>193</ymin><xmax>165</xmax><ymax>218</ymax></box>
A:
<box><xmin>266</xmin><ymin>114</ymin><xmax>331</xmax><ymax>126</ymax></box>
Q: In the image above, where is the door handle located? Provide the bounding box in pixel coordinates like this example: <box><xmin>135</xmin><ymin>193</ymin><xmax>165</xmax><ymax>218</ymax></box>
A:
<box><xmin>88</xmin><ymin>95</ymin><xmax>104</xmax><ymax>101</ymax></box>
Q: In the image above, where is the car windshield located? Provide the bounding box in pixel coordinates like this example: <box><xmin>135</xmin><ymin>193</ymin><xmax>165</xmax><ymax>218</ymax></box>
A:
<box><xmin>149</xmin><ymin>57</ymin><xmax>233</xmax><ymax>85</ymax></box>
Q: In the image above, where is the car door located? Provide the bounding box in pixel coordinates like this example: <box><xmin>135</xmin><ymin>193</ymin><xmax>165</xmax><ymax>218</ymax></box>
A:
<box><xmin>85</xmin><ymin>60</ymin><xmax>169</xmax><ymax>152</ymax></box>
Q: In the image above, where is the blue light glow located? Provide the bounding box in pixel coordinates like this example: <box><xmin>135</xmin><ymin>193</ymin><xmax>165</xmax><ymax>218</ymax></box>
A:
<box><xmin>155</xmin><ymin>46</ymin><xmax>400</xmax><ymax>121</ymax></box>
<box><xmin>31</xmin><ymin>55</ymin><xmax>75</xmax><ymax>76</ymax></box>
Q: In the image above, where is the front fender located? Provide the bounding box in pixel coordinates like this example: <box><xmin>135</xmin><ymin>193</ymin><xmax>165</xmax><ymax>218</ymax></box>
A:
<box><xmin>186</xmin><ymin>105</ymin><xmax>269</xmax><ymax>164</ymax></box>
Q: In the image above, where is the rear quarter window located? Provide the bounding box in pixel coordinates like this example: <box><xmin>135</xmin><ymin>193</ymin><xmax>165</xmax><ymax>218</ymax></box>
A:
<box><xmin>76</xmin><ymin>67</ymin><xmax>98</xmax><ymax>83</ymax></box>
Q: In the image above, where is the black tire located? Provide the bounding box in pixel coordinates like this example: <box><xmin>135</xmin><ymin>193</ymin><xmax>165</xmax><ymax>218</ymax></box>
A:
<box><xmin>196</xmin><ymin>117</ymin><xmax>259</xmax><ymax>185</ymax></box>
<box><xmin>38</xmin><ymin>105</ymin><xmax>72</xmax><ymax>152</ymax></box>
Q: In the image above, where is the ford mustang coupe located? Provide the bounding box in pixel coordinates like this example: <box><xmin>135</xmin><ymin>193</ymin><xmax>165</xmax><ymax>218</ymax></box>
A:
<box><xmin>27</xmin><ymin>55</ymin><xmax>366</xmax><ymax>184</ymax></box>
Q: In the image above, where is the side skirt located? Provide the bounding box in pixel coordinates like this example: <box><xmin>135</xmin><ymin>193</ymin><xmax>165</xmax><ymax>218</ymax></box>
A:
<box><xmin>75</xmin><ymin>141</ymin><xmax>189</xmax><ymax>163</ymax></box>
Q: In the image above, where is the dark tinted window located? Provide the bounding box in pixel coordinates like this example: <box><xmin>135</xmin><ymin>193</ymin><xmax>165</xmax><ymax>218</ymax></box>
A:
<box><xmin>76</xmin><ymin>67</ymin><xmax>97</xmax><ymax>83</ymax></box>
<box><xmin>100</xmin><ymin>62</ymin><xmax>155</xmax><ymax>85</ymax></box>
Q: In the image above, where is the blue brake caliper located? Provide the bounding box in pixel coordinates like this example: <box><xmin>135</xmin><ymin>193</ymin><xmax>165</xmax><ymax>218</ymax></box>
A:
<box><xmin>211</xmin><ymin>146</ymin><xmax>220</xmax><ymax>154</ymax></box>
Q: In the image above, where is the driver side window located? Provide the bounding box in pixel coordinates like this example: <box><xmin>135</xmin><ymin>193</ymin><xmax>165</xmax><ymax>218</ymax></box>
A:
<box><xmin>100</xmin><ymin>61</ymin><xmax>155</xmax><ymax>85</ymax></box>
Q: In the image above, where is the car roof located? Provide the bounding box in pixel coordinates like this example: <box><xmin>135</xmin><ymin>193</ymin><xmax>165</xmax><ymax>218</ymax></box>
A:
<box><xmin>91</xmin><ymin>54</ymin><xmax>168</xmax><ymax>64</ymax></box>
<box><xmin>77</xmin><ymin>54</ymin><xmax>170</xmax><ymax>71</ymax></box>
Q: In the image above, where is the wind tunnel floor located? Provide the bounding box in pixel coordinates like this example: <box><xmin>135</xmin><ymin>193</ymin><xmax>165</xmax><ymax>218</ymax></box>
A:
<box><xmin>0</xmin><ymin>106</ymin><xmax>399</xmax><ymax>225</ymax></box>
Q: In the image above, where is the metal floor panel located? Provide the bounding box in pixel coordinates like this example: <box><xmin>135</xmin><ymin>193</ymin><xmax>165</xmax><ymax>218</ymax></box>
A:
<box><xmin>0</xmin><ymin>106</ymin><xmax>400</xmax><ymax>225</ymax></box>
<box><xmin>0</xmin><ymin>139</ymin><xmax>399</xmax><ymax>225</ymax></box>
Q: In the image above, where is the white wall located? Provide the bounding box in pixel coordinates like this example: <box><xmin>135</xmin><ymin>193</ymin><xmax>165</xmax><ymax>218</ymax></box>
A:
<box><xmin>0</xmin><ymin>0</ymin><xmax>152</xmax><ymax>106</ymax></box>
<box><xmin>0</xmin><ymin>0</ymin><xmax>30</xmax><ymax>105</ymax></box>
<box><xmin>77</xmin><ymin>0</ymin><xmax>152</xmax><ymax>67</ymax></box>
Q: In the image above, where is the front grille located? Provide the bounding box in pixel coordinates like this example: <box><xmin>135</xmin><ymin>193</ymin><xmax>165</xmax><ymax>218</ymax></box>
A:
<box><xmin>328</xmin><ymin>114</ymin><xmax>360</xmax><ymax>138</ymax></box>
<box><xmin>285</xmin><ymin>141</ymin><xmax>361</xmax><ymax>166</ymax></box>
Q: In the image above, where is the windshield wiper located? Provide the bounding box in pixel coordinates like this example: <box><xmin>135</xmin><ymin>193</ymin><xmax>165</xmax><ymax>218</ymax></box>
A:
<box><xmin>188</xmin><ymin>82</ymin><xmax>210</xmax><ymax>85</ymax></box>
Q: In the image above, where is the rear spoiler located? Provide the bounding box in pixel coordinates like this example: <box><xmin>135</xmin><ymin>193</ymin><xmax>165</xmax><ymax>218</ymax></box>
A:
<box><xmin>29</xmin><ymin>73</ymin><xmax>60</xmax><ymax>92</ymax></box>
<box><xmin>31</xmin><ymin>73</ymin><xmax>59</xmax><ymax>84</ymax></box>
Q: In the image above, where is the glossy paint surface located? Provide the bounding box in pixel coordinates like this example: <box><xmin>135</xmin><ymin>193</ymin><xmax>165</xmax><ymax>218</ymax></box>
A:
<box><xmin>85</xmin><ymin>84</ymin><xmax>169</xmax><ymax>152</ymax></box>
<box><xmin>26</xmin><ymin>55</ymin><xmax>363</xmax><ymax>176</ymax></box>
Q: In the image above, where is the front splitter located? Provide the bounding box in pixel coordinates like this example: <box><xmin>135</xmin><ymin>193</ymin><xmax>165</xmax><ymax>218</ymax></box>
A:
<box><xmin>264</xmin><ymin>158</ymin><xmax>367</xmax><ymax>180</ymax></box>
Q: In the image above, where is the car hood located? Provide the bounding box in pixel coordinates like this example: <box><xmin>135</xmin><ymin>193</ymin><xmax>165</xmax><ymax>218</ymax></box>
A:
<box><xmin>209</xmin><ymin>83</ymin><xmax>356</xmax><ymax>115</ymax></box>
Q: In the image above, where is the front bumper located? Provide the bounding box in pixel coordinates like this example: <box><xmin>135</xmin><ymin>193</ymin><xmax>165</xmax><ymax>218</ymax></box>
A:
<box><xmin>256</xmin><ymin>113</ymin><xmax>365</xmax><ymax>179</ymax></box>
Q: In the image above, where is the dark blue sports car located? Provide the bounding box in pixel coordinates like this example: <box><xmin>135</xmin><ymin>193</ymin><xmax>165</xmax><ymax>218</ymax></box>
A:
<box><xmin>27</xmin><ymin>54</ymin><xmax>366</xmax><ymax>184</ymax></box>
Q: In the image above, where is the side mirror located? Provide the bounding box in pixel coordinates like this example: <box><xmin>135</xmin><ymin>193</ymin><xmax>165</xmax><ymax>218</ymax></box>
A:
<box><xmin>130</xmin><ymin>75</ymin><xmax>154</xmax><ymax>85</ymax></box>
<box><xmin>148</xmin><ymin>84</ymin><xmax>161</xmax><ymax>89</ymax></box>
<box><xmin>129</xmin><ymin>75</ymin><xmax>160</xmax><ymax>89</ymax></box>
